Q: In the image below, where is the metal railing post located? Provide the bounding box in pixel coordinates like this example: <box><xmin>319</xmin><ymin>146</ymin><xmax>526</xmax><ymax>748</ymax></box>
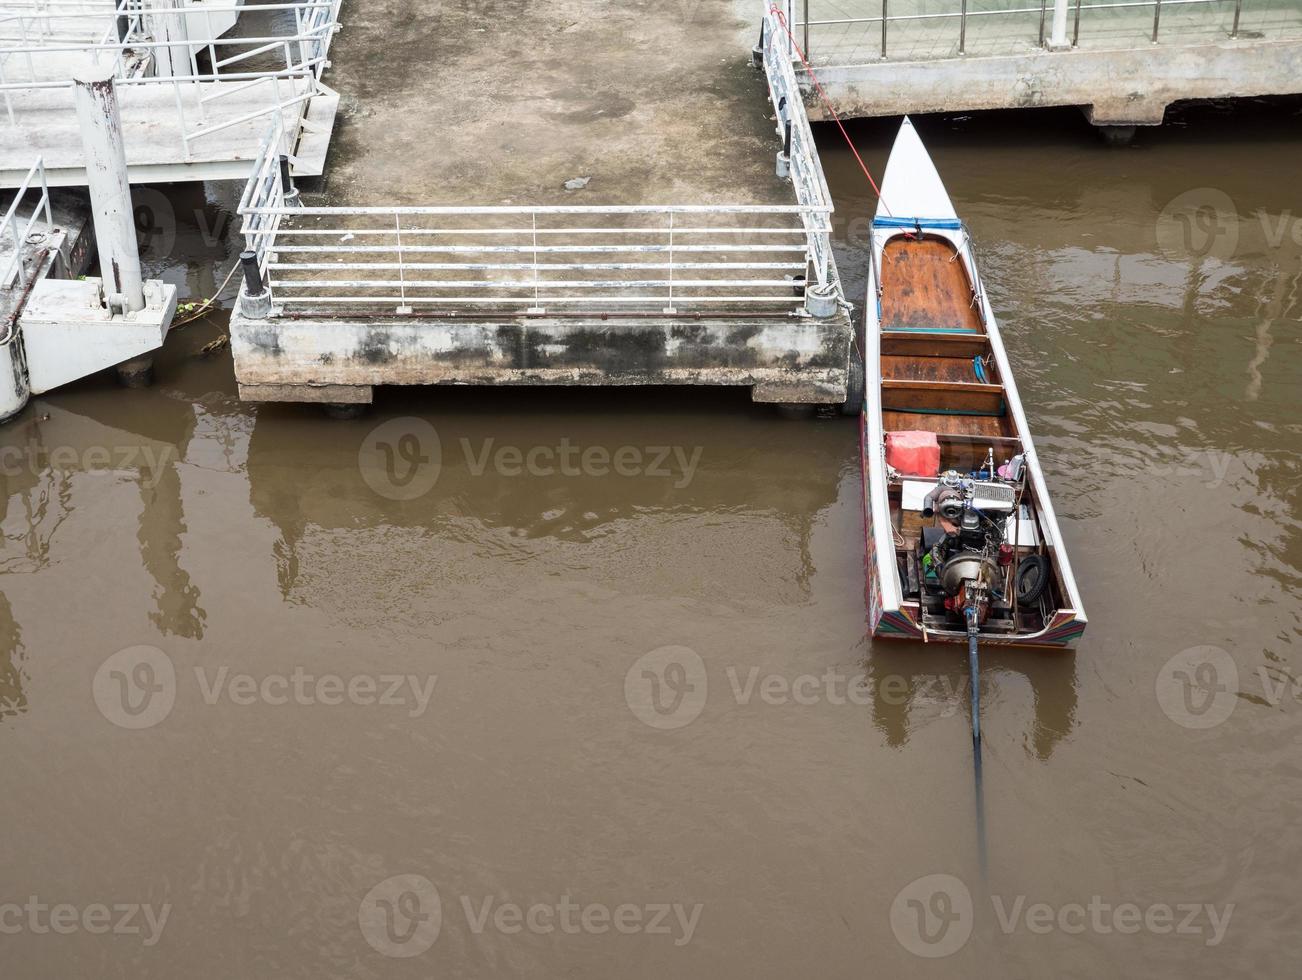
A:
<box><xmin>38</xmin><ymin>157</ymin><xmax>51</xmax><ymax>228</ymax></box>
<box><xmin>664</xmin><ymin>212</ymin><xmax>676</xmax><ymax>315</ymax></box>
<box><xmin>1039</xmin><ymin>0</ymin><xmax>1047</xmax><ymax>47</ymax></box>
<box><xmin>1049</xmin><ymin>0</ymin><xmax>1070</xmax><ymax>48</ymax></box>
<box><xmin>0</xmin><ymin>58</ymin><xmax>15</xmax><ymax>125</ymax></box>
<box><xmin>1152</xmin><ymin>0</ymin><xmax>1162</xmax><ymax>43</ymax></box>
<box><xmin>802</xmin><ymin>0</ymin><xmax>809</xmax><ymax>59</ymax></box>
<box><xmin>1073</xmin><ymin>0</ymin><xmax>1083</xmax><ymax>46</ymax></box>
<box><xmin>1231</xmin><ymin>0</ymin><xmax>1242</xmax><ymax>38</ymax></box>
<box><xmin>528</xmin><ymin>211</ymin><xmax>542</xmax><ymax>314</ymax></box>
<box><xmin>394</xmin><ymin>212</ymin><xmax>410</xmax><ymax>314</ymax></box>
<box><xmin>959</xmin><ymin>0</ymin><xmax>967</xmax><ymax>54</ymax></box>
<box><xmin>881</xmin><ymin>0</ymin><xmax>887</xmax><ymax>59</ymax></box>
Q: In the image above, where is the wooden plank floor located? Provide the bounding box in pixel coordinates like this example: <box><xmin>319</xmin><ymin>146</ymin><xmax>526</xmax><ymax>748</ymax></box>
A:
<box><xmin>880</xmin><ymin>354</ymin><xmax>989</xmax><ymax>383</ymax></box>
<box><xmin>880</xmin><ymin>237</ymin><xmax>983</xmax><ymax>332</ymax></box>
<box><xmin>882</xmin><ymin>409</ymin><xmax>1011</xmax><ymax>438</ymax></box>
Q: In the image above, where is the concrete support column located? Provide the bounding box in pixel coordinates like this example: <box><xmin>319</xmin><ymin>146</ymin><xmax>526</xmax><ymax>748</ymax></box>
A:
<box><xmin>143</xmin><ymin>0</ymin><xmax>189</xmax><ymax>79</ymax></box>
<box><xmin>72</xmin><ymin>61</ymin><xmax>145</xmax><ymax>314</ymax></box>
<box><xmin>1049</xmin><ymin>0</ymin><xmax>1071</xmax><ymax>49</ymax></box>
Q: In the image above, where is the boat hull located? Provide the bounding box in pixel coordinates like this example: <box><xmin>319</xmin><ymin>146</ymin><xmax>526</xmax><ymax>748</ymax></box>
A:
<box><xmin>860</xmin><ymin>119</ymin><xmax>1086</xmax><ymax>650</ymax></box>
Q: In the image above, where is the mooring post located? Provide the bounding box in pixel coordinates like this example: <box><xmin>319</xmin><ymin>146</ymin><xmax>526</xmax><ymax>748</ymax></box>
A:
<box><xmin>1048</xmin><ymin>0</ymin><xmax>1071</xmax><ymax>49</ymax></box>
<box><xmin>240</xmin><ymin>250</ymin><xmax>273</xmax><ymax>318</ymax></box>
<box><xmin>279</xmin><ymin>154</ymin><xmax>301</xmax><ymax>207</ymax></box>
<box><xmin>142</xmin><ymin>0</ymin><xmax>188</xmax><ymax>78</ymax></box>
<box><xmin>73</xmin><ymin>60</ymin><xmax>145</xmax><ymax>314</ymax></box>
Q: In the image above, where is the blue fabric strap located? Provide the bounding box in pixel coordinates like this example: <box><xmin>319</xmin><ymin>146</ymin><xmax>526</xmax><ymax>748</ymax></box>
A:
<box><xmin>874</xmin><ymin>216</ymin><xmax>963</xmax><ymax>230</ymax></box>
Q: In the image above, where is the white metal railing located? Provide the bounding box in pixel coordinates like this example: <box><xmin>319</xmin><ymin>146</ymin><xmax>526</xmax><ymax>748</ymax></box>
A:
<box><xmin>0</xmin><ymin>1</ymin><xmax>341</xmax><ymax>159</ymax></box>
<box><xmin>237</xmin><ymin>119</ymin><xmax>838</xmax><ymax>318</ymax></box>
<box><xmin>792</xmin><ymin>0</ymin><xmax>1278</xmax><ymax>62</ymax></box>
<box><xmin>1</xmin><ymin>156</ymin><xmax>52</xmax><ymax>290</ymax></box>
<box><xmin>762</xmin><ymin>3</ymin><xmax>835</xmax><ymax>294</ymax></box>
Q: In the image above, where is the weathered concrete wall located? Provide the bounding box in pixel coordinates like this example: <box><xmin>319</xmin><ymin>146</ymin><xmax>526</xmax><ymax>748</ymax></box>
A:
<box><xmin>806</xmin><ymin>38</ymin><xmax>1302</xmax><ymax>125</ymax></box>
<box><xmin>230</xmin><ymin>299</ymin><xmax>852</xmax><ymax>405</ymax></box>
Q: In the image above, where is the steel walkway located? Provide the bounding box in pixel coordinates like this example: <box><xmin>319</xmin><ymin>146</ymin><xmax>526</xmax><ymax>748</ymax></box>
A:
<box><xmin>0</xmin><ymin>0</ymin><xmax>342</xmax><ymax>187</ymax></box>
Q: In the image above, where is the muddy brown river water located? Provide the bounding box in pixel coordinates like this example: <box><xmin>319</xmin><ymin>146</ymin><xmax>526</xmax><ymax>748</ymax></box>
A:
<box><xmin>1</xmin><ymin>95</ymin><xmax>1300</xmax><ymax>977</ymax></box>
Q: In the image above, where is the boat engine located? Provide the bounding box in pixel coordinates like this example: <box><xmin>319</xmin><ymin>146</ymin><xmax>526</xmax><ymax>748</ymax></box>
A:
<box><xmin>921</xmin><ymin>471</ymin><xmax>1017</xmax><ymax>625</ymax></box>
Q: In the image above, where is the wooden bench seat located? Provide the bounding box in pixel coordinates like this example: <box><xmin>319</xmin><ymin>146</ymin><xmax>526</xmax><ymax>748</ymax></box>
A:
<box><xmin>881</xmin><ymin>379</ymin><xmax>1006</xmax><ymax>416</ymax></box>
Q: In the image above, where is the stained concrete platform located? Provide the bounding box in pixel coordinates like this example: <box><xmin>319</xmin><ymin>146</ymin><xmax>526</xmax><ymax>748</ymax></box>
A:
<box><xmin>231</xmin><ymin>0</ymin><xmax>856</xmax><ymax>409</ymax></box>
<box><xmin>318</xmin><ymin>0</ymin><xmax>791</xmax><ymax>208</ymax></box>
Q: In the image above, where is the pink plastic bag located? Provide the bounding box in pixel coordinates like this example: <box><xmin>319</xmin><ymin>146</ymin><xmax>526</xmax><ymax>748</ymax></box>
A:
<box><xmin>885</xmin><ymin>430</ymin><xmax>940</xmax><ymax>477</ymax></box>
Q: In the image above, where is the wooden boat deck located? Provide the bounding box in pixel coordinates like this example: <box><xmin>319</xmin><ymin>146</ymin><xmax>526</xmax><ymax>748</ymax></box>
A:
<box><xmin>879</xmin><ymin>238</ymin><xmax>984</xmax><ymax>334</ymax></box>
<box><xmin>876</xmin><ymin>236</ymin><xmax>1013</xmax><ymax>437</ymax></box>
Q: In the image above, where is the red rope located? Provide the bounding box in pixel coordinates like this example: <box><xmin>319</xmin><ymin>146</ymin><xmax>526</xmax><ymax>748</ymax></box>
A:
<box><xmin>768</xmin><ymin>6</ymin><xmax>891</xmax><ymax>217</ymax></box>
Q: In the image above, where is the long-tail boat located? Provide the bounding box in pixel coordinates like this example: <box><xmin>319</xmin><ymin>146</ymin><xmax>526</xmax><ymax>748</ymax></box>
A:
<box><xmin>862</xmin><ymin>118</ymin><xmax>1086</xmax><ymax>648</ymax></box>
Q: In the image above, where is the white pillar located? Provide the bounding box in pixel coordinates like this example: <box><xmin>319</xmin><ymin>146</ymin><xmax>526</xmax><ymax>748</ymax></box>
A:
<box><xmin>72</xmin><ymin>60</ymin><xmax>145</xmax><ymax>313</ymax></box>
<box><xmin>1050</xmin><ymin>0</ymin><xmax>1071</xmax><ymax>48</ymax></box>
<box><xmin>144</xmin><ymin>0</ymin><xmax>188</xmax><ymax>79</ymax></box>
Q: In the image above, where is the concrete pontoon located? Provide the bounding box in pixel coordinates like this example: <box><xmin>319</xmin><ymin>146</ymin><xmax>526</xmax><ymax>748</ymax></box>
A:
<box><xmin>228</xmin><ymin>1</ymin><xmax>857</xmax><ymax>412</ymax></box>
